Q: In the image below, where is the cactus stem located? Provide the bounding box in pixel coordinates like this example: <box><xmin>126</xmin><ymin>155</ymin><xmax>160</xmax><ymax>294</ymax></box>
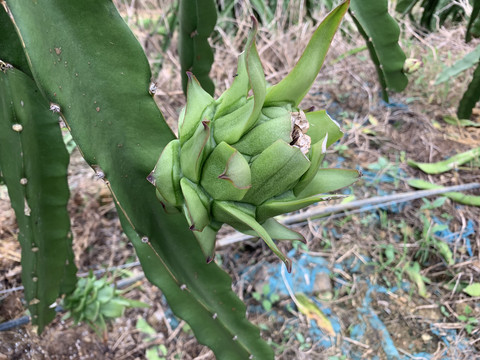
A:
<box><xmin>104</xmin><ymin>180</ymin><xmax>136</xmax><ymax>230</ymax></box>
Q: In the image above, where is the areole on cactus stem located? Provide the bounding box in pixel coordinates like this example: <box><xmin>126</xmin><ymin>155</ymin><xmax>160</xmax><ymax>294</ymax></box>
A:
<box><xmin>149</xmin><ymin>3</ymin><xmax>359</xmax><ymax>272</ymax></box>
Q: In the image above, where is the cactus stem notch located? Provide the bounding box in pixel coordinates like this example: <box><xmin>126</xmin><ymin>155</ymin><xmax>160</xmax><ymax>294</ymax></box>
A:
<box><xmin>12</xmin><ymin>123</ymin><xmax>23</xmax><ymax>132</ymax></box>
<box><xmin>49</xmin><ymin>102</ymin><xmax>61</xmax><ymax>113</ymax></box>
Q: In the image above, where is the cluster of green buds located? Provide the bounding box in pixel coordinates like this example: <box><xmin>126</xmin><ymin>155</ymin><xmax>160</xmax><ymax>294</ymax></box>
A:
<box><xmin>149</xmin><ymin>4</ymin><xmax>358</xmax><ymax>272</ymax></box>
<box><xmin>62</xmin><ymin>273</ymin><xmax>147</xmax><ymax>335</ymax></box>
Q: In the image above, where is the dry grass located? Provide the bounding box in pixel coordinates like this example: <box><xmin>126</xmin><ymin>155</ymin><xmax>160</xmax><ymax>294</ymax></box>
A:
<box><xmin>1</xmin><ymin>1</ymin><xmax>479</xmax><ymax>359</ymax></box>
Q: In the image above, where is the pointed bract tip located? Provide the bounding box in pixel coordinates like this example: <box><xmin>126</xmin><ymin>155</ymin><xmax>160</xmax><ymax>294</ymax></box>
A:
<box><xmin>201</xmin><ymin>119</ymin><xmax>210</xmax><ymax>129</ymax></box>
<box><xmin>250</xmin><ymin>15</ymin><xmax>258</xmax><ymax>28</ymax></box>
<box><xmin>206</xmin><ymin>256</ymin><xmax>214</xmax><ymax>264</ymax></box>
<box><xmin>159</xmin><ymin>202</ymin><xmax>168</xmax><ymax>212</ymax></box>
<box><xmin>146</xmin><ymin>172</ymin><xmax>155</xmax><ymax>185</ymax></box>
<box><xmin>186</xmin><ymin>71</ymin><xmax>194</xmax><ymax>80</ymax></box>
<box><xmin>285</xmin><ymin>258</ymin><xmax>293</xmax><ymax>273</ymax></box>
<box><xmin>298</xmin><ymin>235</ymin><xmax>307</xmax><ymax>244</ymax></box>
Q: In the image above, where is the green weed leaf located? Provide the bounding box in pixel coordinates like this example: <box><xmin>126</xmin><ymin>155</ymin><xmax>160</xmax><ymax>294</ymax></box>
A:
<box><xmin>463</xmin><ymin>283</ymin><xmax>480</xmax><ymax>297</ymax></box>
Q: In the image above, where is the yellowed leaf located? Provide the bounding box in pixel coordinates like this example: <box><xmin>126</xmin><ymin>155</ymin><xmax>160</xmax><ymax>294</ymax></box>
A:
<box><xmin>295</xmin><ymin>293</ymin><xmax>335</xmax><ymax>336</ymax></box>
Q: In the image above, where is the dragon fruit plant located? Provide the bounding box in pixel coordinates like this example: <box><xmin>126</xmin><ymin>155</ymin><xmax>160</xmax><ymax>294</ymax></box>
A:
<box><xmin>0</xmin><ymin>0</ymin><xmax>355</xmax><ymax>358</ymax></box>
<box><xmin>150</xmin><ymin>17</ymin><xmax>359</xmax><ymax>272</ymax></box>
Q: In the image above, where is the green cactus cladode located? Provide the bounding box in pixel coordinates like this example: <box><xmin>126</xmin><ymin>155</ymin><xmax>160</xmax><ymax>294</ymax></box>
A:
<box><xmin>150</xmin><ymin>5</ymin><xmax>359</xmax><ymax>272</ymax></box>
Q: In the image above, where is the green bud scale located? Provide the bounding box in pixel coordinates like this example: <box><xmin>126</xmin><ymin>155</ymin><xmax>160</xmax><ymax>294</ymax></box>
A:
<box><xmin>149</xmin><ymin>4</ymin><xmax>359</xmax><ymax>272</ymax></box>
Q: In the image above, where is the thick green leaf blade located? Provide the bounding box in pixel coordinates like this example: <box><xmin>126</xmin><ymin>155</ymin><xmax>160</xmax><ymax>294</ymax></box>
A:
<box><xmin>435</xmin><ymin>45</ymin><xmax>480</xmax><ymax>85</ymax></box>
<box><xmin>215</xmin><ymin>53</ymin><xmax>250</xmax><ymax>119</ymax></box>
<box><xmin>151</xmin><ymin>139</ymin><xmax>183</xmax><ymax>207</ymax></box>
<box><xmin>407</xmin><ymin>179</ymin><xmax>480</xmax><ymax>206</ymax></box>
<box><xmin>4</xmin><ymin>1</ymin><xmax>273</xmax><ymax>358</ymax></box>
<box><xmin>242</xmin><ymin>140</ymin><xmax>310</xmax><ymax>205</ymax></box>
<box><xmin>200</xmin><ymin>141</ymin><xmax>251</xmax><ymax>201</ymax></box>
<box><xmin>458</xmin><ymin>61</ymin><xmax>480</xmax><ymax>119</ymax></box>
<box><xmin>0</xmin><ymin>6</ymin><xmax>32</xmax><ymax>77</ymax></box>
<box><xmin>467</xmin><ymin>1</ymin><xmax>480</xmax><ymax>43</ymax></box>
<box><xmin>395</xmin><ymin>0</ymin><xmax>420</xmax><ymax>14</ymax></box>
<box><xmin>443</xmin><ymin>115</ymin><xmax>480</xmax><ymax>128</ymax></box>
<box><xmin>467</xmin><ymin>0</ymin><xmax>480</xmax><ymax>43</ymax></box>
<box><xmin>257</xmin><ymin>191</ymin><xmax>345</xmax><ymax>222</ymax></box>
<box><xmin>0</xmin><ymin>68</ymin><xmax>76</xmax><ymax>333</ymax></box>
<box><xmin>294</xmin><ymin>110</ymin><xmax>344</xmax><ymax>195</ymax></box>
<box><xmin>305</xmin><ymin>110</ymin><xmax>343</xmax><ymax>146</ymax></box>
<box><xmin>350</xmin><ymin>0</ymin><xmax>408</xmax><ymax>96</ymax></box>
<box><xmin>179</xmin><ymin>73</ymin><xmax>214</xmax><ymax>143</ymax></box>
<box><xmin>245</xmin><ymin>19</ymin><xmax>267</xmax><ymax>129</ymax></box>
<box><xmin>213</xmin><ymin>201</ymin><xmax>292</xmax><ymax>272</ymax></box>
<box><xmin>463</xmin><ymin>283</ymin><xmax>480</xmax><ymax>297</ymax></box>
<box><xmin>232</xmin><ymin>107</ymin><xmax>292</xmax><ymax>156</ymax></box>
<box><xmin>180</xmin><ymin>178</ymin><xmax>211</xmax><ymax>231</ymax></box>
<box><xmin>241</xmin><ymin>218</ymin><xmax>306</xmax><ymax>243</ymax></box>
<box><xmin>407</xmin><ymin>147</ymin><xmax>480</xmax><ymax>174</ymax></box>
<box><xmin>264</xmin><ymin>1</ymin><xmax>349</xmax><ymax>107</ymax></box>
<box><xmin>178</xmin><ymin>0</ymin><xmax>217</xmax><ymax>95</ymax></box>
<box><xmin>348</xmin><ymin>12</ymin><xmax>389</xmax><ymax>102</ymax></box>
<box><xmin>296</xmin><ymin>168</ymin><xmax>360</xmax><ymax>199</ymax></box>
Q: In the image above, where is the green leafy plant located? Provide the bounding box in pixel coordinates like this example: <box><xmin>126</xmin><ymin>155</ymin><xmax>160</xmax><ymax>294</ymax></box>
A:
<box><xmin>252</xmin><ymin>284</ymin><xmax>280</xmax><ymax>312</ymax></box>
<box><xmin>0</xmin><ymin>1</ymin><xmax>355</xmax><ymax>357</ymax></box>
<box><xmin>415</xmin><ymin>213</ymin><xmax>453</xmax><ymax>266</ymax></box>
<box><xmin>62</xmin><ymin>272</ymin><xmax>148</xmax><ymax>336</ymax></box>
<box><xmin>404</xmin><ymin>261</ymin><xmax>430</xmax><ymax>298</ymax></box>
<box><xmin>463</xmin><ymin>282</ymin><xmax>480</xmax><ymax>297</ymax></box>
<box><xmin>441</xmin><ymin>303</ymin><xmax>479</xmax><ymax>335</ymax></box>
<box><xmin>456</xmin><ymin>304</ymin><xmax>479</xmax><ymax>335</ymax></box>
